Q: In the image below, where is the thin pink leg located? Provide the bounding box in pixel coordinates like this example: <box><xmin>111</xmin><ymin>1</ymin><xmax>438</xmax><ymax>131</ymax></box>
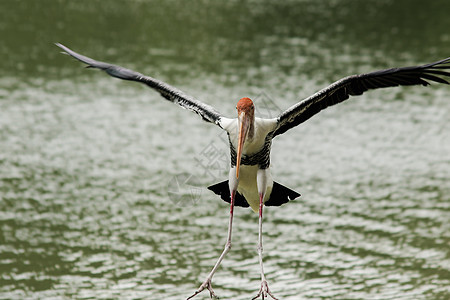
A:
<box><xmin>186</xmin><ymin>191</ymin><xmax>236</xmax><ymax>300</ymax></box>
<box><xmin>252</xmin><ymin>193</ymin><xmax>278</xmax><ymax>300</ymax></box>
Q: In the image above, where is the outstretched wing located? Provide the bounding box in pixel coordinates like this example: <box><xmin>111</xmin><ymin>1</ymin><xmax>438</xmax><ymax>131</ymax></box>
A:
<box><xmin>56</xmin><ymin>43</ymin><xmax>224</xmax><ymax>127</ymax></box>
<box><xmin>272</xmin><ymin>57</ymin><xmax>450</xmax><ymax>137</ymax></box>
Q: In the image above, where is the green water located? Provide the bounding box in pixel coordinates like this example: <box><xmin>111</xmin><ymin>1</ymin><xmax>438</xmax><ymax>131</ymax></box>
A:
<box><xmin>1</xmin><ymin>0</ymin><xmax>449</xmax><ymax>299</ymax></box>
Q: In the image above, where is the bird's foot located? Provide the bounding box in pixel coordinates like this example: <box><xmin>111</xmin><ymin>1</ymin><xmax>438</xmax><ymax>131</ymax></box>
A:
<box><xmin>186</xmin><ymin>278</ymin><xmax>219</xmax><ymax>300</ymax></box>
<box><xmin>252</xmin><ymin>280</ymin><xmax>278</xmax><ymax>300</ymax></box>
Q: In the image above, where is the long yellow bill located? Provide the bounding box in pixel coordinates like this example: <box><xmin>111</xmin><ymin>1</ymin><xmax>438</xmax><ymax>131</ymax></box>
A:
<box><xmin>236</xmin><ymin>112</ymin><xmax>249</xmax><ymax>179</ymax></box>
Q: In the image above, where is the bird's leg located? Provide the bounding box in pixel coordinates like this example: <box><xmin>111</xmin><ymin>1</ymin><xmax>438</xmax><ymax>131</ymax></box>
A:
<box><xmin>252</xmin><ymin>193</ymin><xmax>278</xmax><ymax>300</ymax></box>
<box><xmin>186</xmin><ymin>190</ymin><xmax>236</xmax><ymax>300</ymax></box>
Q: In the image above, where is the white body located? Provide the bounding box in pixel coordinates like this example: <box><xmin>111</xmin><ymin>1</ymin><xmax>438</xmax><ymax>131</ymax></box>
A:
<box><xmin>220</xmin><ymin>117</ymin><xmax>278</xmax><ymax>212</ymax></box>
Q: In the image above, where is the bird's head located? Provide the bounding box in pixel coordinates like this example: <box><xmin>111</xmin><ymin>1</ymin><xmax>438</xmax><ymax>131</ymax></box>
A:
<box><xmin>235</xmin><ymin>97</ymin><xmax>255</xmax><ymax>179</ymax></box>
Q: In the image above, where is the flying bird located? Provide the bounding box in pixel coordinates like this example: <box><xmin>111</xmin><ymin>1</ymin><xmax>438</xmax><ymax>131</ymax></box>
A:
<box><xmin>56</xmin><ymin>43</ymin><xmax>450</xmax><ymax>300</ymax></box>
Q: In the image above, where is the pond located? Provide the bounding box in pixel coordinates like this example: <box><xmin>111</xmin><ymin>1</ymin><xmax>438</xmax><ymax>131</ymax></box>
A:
<box><xmin>1</xmin><ymin>0</ymin><xmax>449</xmax><ymax>299</ymax></box>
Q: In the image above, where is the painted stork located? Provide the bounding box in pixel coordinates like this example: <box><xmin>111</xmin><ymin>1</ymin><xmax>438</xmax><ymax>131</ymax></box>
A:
<box><xmin>56</xmin><ymin>43</ymin><xmax>450</xmax><ymax>300</ymax></box>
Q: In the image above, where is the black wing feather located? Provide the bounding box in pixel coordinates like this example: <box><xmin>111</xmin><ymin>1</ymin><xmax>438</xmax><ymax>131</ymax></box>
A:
<box><xmin>56</xmin><ymin>43</ymin><xmax>223</xmax><ymax>126</ymax></box>
<box><xmin>273</xmin><ymin>57</ymin><xmax>450</xmax><ymax>137</ymax></box>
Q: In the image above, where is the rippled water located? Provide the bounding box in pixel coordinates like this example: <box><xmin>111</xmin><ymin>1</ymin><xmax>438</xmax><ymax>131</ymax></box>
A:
<box><xmin>1</xmin><ymin>0</ymin><xmax>449</xmax><ymax>299</ymax></box>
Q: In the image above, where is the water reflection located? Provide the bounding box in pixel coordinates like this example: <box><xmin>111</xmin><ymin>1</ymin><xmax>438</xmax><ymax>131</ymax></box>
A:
<box><xmin>1</xmin><ymin>0</ymin><xmax>449</xmax><ymax>299</ymax></box>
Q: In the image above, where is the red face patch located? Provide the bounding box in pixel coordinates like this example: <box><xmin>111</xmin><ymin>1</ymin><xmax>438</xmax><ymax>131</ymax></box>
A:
<box><xmin>236</xmin><ymin>97</ymin><xmax>254</xmax><ymax>112</ymax></box>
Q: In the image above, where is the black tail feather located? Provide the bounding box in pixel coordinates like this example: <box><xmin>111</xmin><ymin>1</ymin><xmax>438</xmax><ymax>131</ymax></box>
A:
<box><xmin>207</xmin><ymin>180</ymin><xmax>300</xmax><ymax>208</ymax></box>
<box><xmin>265</xmin><ymin>182</ymin><xmax>301</xmax><ymax>206</ymax></box>
<box><xmin>207</xmin><ymin>181</ymin><xmax>250</xmax><ymax>207</ymax></box>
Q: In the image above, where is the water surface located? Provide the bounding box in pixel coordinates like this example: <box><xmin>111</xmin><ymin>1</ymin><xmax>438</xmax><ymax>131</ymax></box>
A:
<box><xmin>1</xmin><ymin>0</ymin><xmax>449</xmax><ymax>299</ymax></box>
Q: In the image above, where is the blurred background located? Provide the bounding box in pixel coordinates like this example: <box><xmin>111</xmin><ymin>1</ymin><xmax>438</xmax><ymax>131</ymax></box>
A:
<box><xmin>0</xmin><ymin>0</ymin><xmax>449</xmax><ymax>299</ymax></box>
